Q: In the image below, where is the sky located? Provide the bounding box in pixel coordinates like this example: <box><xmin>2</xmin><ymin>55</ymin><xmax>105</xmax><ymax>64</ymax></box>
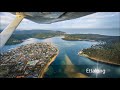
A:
<box><xmin>0</xmin><ymin>12</ymin><xmax>120</xmax><ymax>30</ymax></box>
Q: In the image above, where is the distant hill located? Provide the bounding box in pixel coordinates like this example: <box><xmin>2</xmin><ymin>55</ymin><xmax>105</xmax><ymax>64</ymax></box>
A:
<box><xmin>62</xmin><ymin>34</ymin><xmax>120</xmax><ymax>43</ymax></box>
<box><xmin>0</xmin><ymin>29</ymin><xmax>66</xmax><ymax>34</ymax></box>
<box><xmin>0</xmin><ymin>29</ymin><xmax>66</xmax><ymax>45</ymax></box>
<box><xmin>13</xmin><ymin>30</ymin><xmax>66</xmax><ymax>34</ymax></box>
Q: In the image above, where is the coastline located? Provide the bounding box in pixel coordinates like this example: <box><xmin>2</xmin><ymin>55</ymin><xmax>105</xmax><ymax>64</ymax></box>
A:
<box><xmin>38</xmin><ymin>49</ymin><xmax>59</xmax><ymax>78</ymax></box>
<box><xmin>87</xmin><ymin>56</ymin><xmax>120</xmax><ymax>66</ymax></box>
<box><xmin>79</xmin><ymin>52</ymin><xmax>120</xmax><ymax>66</ymax></box>
<box><xmin>62</xmin><ymin>38</ymin><xmax>96</xmax><ymax>42</ymax></box>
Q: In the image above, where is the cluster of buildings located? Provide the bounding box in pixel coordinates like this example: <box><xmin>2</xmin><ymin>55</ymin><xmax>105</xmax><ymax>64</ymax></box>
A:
<box><xmin>0</xmin><ymin>43</ymin><xmax>58</xmax><ymax>78</ymax></box>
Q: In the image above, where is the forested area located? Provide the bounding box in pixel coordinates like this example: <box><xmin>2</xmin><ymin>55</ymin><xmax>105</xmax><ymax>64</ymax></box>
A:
<box><xmin>82</xmin><ymin>40</ymin><xmax>120</xmax><ymax>64</ymax></box>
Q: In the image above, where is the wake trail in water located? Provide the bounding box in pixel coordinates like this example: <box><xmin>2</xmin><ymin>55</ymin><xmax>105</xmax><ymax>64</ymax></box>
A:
<box><xmin>64</xmin><ymin>54</ymin><xmax>88</xmax><ymax>78</ymax></box>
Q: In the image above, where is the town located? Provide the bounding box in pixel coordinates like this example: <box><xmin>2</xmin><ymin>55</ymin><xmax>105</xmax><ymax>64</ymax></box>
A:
<box><xmin>0</xmin><ymin>43</ymin><xmax>58</xmax><ymax>78</ymax></box>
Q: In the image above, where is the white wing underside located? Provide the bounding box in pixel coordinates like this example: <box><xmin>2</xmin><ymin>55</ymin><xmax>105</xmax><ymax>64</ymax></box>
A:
<box><xmin>11</xmin><ymin>12</ymin><xmax>95</xmax><ymax>24</ymax></box>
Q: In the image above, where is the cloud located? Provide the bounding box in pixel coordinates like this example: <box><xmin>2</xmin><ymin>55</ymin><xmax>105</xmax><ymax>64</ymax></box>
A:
<box><xmin>50</xmin><ymin>12</ymin><xmax>120</xmax><ymax>29</ymax></box>
<box><xmin>0</xmin><ymin>12</ymin><xmax>120</xmax><ymax>30</ymax></box>
<box><xmin>0</xmin><ymin>12</ymin><xmax>39</xmax><ymax>30</ymax></box>
<box><xmin>0</xmin><ymin>12</ymin><xmax>15</xmax><ymax>29</ymax></box>
<box><xmin>91</xmin><ymin>12</ymin><xmax>119</xmax><ymax>18</ymax></box>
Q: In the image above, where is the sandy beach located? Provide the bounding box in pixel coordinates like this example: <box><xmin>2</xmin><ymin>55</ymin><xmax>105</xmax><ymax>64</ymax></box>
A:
<box><xmin>87</xmin><ymin>56</ymin><xmax>120</xmax><ymax>66</ymax></box>
<box><xmin>79</xmin><ymin>52</ymin><xmax>120</xmax><ymax>66</ymax></box>
<box><xmin>38</xmin><ymin>50</ymin><xmax>59</xmax><ymax>78</ymax></box>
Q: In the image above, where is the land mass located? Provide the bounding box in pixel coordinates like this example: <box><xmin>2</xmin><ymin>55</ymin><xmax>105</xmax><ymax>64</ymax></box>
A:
<box><xmin>62</xmin><ymin>34</ymin><xmax>119</xmax><ymax>42</ymax></box>
<box><xmin>76</xmin><ymin>34</ymin><xmax>120</xmax><ymax>65</ymax></box>
<box><xmin>2</xmin><ymin>30</ymin><xmax>65</xmax><ymax>45</ymax></box>
<box><xmin>0</xmin><ymin>43</ymin><xmax>59</xmax><ymax>78</ymax></box>
<box><xmin>80</xmin><ymin>54</ymin><xmax>120</xmax><ymax>66</ymax></box>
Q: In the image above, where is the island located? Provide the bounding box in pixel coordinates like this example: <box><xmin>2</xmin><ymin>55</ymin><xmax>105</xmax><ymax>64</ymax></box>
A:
<box><xmin>0</xmin><ymin>43</ymin><xmax>59</xmax><ymax>78</ymax></box>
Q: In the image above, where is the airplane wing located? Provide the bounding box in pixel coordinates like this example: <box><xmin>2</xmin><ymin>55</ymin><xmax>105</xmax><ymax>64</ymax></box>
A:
<box><xmin>11</xmin><ymin>12</ymin><xmax>95</xmax><ymax>24</ymax></box>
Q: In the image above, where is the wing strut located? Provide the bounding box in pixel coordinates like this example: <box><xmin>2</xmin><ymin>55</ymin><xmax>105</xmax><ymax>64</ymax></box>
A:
<box><xmin>0</xmin><ymin>12</ymin><xmax>25</xmax><ymax>48</ymax></box>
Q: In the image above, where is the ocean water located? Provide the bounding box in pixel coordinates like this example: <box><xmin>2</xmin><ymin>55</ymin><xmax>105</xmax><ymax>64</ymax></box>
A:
<box><xmin>58</xmin><ymin>28</ymin><xmax>120</xmax><ymax>36</ymax></box>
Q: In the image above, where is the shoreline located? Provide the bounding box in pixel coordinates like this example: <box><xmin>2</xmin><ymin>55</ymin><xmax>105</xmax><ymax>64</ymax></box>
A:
<box><xmin>38</xmin><ymin>49</ymin><xmax>59</xmax><ymax>78</ymax></box>
<box><xmin>79</xmin><ymin>52</ymin><xmax>120</xmax><ymax>66</ymax></box>
<box><xmin>87</xmin><ymin>56</ymin><xmax>120</xmax><ymax>66</ymax></box>
<box><xmin>62</xmin><ymin>38</ymin><xmax>96</xmax><ymax>42</ymax></box>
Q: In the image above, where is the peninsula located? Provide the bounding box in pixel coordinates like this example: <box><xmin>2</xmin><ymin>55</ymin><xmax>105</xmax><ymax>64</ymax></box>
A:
<box><xmin>77</xmin><ymin>34</ymin><xmax>120</xmax><ymax>65</ymax></box>
<box><xmin>0</xmin><ymin>43</ymin><xmax>59</xmax><ymax>78</ymax></box>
